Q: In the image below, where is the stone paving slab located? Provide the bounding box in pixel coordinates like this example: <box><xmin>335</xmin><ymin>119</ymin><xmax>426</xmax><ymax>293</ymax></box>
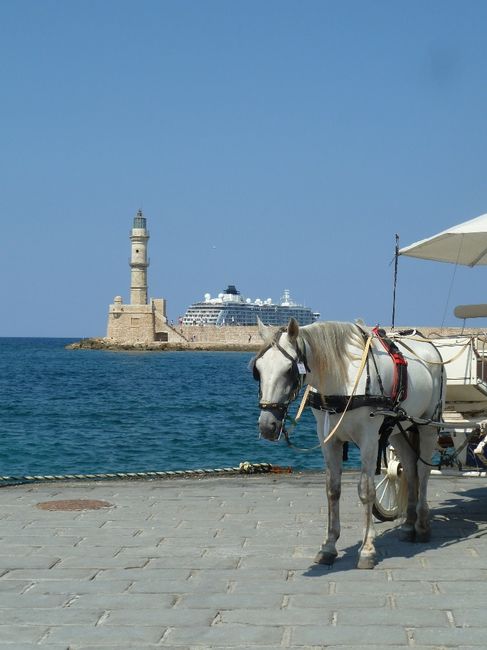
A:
<box><xmin>0</xmin><ymin>471</ymin><xmax>486</xmax><ymax>648</ymax></box>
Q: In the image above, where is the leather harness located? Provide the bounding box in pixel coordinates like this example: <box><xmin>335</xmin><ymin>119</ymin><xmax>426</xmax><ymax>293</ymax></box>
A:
<box><xmin>252</xmin><ymin>326</ymin><xmax>443</xmax><ymax>470</ymax></box>
<box><xmin>252</xmin><ymin>326</ymin><xmax>410</xmax><ymax>431</ymax></box>
<box><xmin>307</xmin><ymin>327</ymin><xmax>408</xmax><ymax>414</ymax></box>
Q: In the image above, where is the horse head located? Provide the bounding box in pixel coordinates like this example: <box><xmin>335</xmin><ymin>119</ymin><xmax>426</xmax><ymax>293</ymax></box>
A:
<box><xmin>253</xmin><ymin>317</ymin><xmax>306</xmax><ymax>441</ymax></box>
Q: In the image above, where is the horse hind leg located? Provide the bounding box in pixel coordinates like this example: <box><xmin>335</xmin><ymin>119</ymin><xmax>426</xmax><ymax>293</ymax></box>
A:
<box><xmin>389</xmin><ymin>429</ymin><xmax>419</xmax><ymax>542</ymax></box>
<box><xmin>414</xmin><ymin>425</ymin><xmax>437</xmax><ymax>543</ymax></box>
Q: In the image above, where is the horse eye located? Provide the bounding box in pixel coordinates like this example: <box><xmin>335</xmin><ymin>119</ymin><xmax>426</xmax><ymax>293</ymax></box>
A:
<box><xmin>284</xmin><ymin>367</ymin><xmax>296</xmax><ymax>381</ymax></box>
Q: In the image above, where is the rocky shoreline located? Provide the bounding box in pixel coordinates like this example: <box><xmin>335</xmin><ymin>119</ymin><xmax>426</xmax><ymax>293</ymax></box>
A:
<box><xmin>65</xmin><ymin>337</ymin><xmax>260</xmax><ymax>353</ymax></box>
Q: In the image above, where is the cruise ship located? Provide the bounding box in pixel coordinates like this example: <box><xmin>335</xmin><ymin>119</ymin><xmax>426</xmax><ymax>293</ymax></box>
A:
<box><xmin>181</xmin><ymin>285</ymin><xmax>320</xmax><ymax>326</ymax></box>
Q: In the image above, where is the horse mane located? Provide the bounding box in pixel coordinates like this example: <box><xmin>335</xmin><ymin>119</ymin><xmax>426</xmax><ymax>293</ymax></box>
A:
<box><xmin>254</xmin><ymin>326</ymin><xmax>285</xmax><ymax>356</ymax></box>
<box><xmin>299</xmin><ymin>321</ymin><xmax>366</xmax><ymax>392</ymax></box>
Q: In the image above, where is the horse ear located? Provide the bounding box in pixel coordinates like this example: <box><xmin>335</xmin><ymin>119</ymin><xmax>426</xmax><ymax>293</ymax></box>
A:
<box><xmin>257</xmin><ymin>317</ymin><xmax>272</xmax><ymax>342</ymax></box>
<box><xmin>287</xmin><ymin>318</ymin><xmax>299</xmax><ymax>341</ymax></box>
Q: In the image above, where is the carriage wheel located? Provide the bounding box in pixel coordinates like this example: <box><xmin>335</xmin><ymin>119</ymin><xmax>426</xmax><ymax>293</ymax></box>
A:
<box><xmin>373</xmin><ymin>446</ymin><xmax>402</xmax><ymax>522</ymax></box>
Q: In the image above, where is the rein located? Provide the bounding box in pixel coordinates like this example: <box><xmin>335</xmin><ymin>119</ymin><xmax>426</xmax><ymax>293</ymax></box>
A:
<box><xmin>391</xmin><ymin>335</ymin><xmax>473</xmax><ymax>366</ymax></box>
<box><xmin>281</xmin><ymin>385</ymin><xmax>323</xmax><ymax>452</ymax></box>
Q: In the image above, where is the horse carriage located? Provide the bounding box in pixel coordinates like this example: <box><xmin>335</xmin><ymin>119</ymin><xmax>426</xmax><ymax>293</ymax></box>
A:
<box><xmin>253</xmin><ymin>214</ymin><xmax>487</xmax><ymax>569</ymax></box>
<box><xmin>373</xmin><ymin>313</ymin><xmax>487</xmax><ymax>522</ymax></box>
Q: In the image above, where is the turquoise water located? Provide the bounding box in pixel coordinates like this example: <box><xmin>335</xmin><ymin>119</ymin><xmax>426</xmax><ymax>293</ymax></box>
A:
<box><xmin>0</xmin><ymin>338</ymin><xmax>360</xmax><ymax>476</ymax></box>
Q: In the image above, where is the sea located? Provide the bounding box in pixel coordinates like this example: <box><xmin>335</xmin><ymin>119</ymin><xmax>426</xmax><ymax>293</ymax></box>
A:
<box><xmin>0</xmin><ymin>338</ymin><xmax>361</xmax><ymax>478</ymax></box>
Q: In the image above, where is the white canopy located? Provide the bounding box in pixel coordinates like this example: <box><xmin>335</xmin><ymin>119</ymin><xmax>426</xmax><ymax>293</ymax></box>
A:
<box><xmin>399</xmin><ymin>213</ymin><xmax>487</xmax><ymax>267</ymax></box>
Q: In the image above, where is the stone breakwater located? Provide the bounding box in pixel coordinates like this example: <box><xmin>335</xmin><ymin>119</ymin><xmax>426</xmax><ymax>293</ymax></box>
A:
<box><xmin>66</xmin><ymin>325</ymin><xmax>483</xmax><ymax>353</ymax></box>
<box><xmin>65</xmin><ymin>336</ymin><xmax>261</xmax><ymax>353</ymax></box>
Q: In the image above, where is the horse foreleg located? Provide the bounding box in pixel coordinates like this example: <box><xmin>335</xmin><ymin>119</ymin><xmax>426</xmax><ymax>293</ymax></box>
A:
<box><xmin>357</xmin><ymin>441</ymin><xmax>377</xmax><ymax>569</ymax></box>
<box><xmin>315</xmin><ymin>436</ymin><xmax>343</xmax><ymax>565</ymax></box>
<box><xmin>414</xmin><ymin>426</ymin><xmax>436</xmax><ymax>542</ymax></box>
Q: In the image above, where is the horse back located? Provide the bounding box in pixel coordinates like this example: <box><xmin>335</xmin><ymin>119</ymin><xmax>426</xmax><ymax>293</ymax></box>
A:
<box><xmin>395</xmin><ymin>337</ymin><xmax>445</xmax><ymax>419</ymax></box>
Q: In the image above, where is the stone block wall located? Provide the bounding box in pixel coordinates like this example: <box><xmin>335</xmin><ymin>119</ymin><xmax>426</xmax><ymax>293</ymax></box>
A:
<box><xmin>107</xmin><ymin>299</ymin><xmax>186</xmax><ymax>345</ymax></box>
<box><xmin>179</xmin><ymin>325</ymin><xmax>260</xmax><ymax>345</ymax></box>
<box><xmin>107</xmin><ymin>304</ymin><xmax>155</xmax><ymax>344</ymax></box>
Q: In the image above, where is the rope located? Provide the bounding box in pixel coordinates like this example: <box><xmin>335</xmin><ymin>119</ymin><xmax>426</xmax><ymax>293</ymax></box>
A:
<box><xmin>393</xmin><ymin>336</ymin><xmax>473</xmax><ymax>366</ymax></box>
<box><xmin>0</xmin><ymin>463</ymin><xmax>275</xmax><ymax>487</ymax></box>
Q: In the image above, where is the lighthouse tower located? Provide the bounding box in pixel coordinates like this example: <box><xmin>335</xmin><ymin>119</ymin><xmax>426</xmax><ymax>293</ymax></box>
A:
<box><xmin>107</xmin><ymin>209</ymin><xmax>181</xmax><ymax>345</ymax></box>
<box><xmin>130</xmin><ymin>210</ymin><xmax>149</xmax><ymax>305</ymax></box>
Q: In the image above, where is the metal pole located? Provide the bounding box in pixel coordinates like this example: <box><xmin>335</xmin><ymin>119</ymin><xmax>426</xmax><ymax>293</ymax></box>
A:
<box><xmin>391</xmin><ymin>234</ymin><xmax>399</xmax><ymax>330</ymax></box>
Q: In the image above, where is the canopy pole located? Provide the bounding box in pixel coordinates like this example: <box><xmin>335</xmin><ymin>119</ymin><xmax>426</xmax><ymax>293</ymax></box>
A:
<box><xmin>391</xmin><ymin>234</ymin><xmax>399</xmax><ymax>330</ymax></box>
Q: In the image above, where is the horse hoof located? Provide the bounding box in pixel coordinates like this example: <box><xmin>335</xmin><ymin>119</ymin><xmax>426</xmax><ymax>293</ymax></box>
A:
<box><xmin>415</xmin><ymin>530</ymin><xmax>431</xmax><ymax>543</ymax></box>
<box><xmin>357</xmin><ymin>555</ymin><xmax>375</xmax><ymax>570</ymax></box>
<box><xmin>399</xmin><ymin>527</ymin><xmax>416</xmax><ymax>542</ymax></box>
<box><xmin>314</xmin><ymin>550</ymin><xmax>337</xmax><ymax>565</ymax></box>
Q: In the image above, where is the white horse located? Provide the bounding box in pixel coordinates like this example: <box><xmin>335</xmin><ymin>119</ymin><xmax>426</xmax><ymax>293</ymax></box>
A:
<box><xmin>253</xmin><ymin>318</ymin><xmax>445</xmax><ymax>569</ymax></box>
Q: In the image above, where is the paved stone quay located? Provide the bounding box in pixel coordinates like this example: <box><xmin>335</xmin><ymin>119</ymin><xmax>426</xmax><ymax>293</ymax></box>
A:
<box><xmin>0</xmin><ymin>471</ymin><xmax>486</xmax><ymax>649</ymax></box>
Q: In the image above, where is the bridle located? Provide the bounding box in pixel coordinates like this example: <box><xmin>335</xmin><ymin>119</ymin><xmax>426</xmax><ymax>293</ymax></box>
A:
<box><xmin>251</xmin><ymin>328</ymin><xmax>310</xmax><ymax>425</ymax></box>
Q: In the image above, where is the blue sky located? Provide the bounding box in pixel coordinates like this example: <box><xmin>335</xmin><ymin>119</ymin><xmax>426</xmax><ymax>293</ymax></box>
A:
<box><xmin>2</xmin><ymin>1</ymin><xmax>487</xmax><ymax>336</ymax></box>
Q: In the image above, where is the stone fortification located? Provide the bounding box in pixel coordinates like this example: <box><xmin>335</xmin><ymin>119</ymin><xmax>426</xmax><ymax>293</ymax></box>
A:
<box><xmin>179</xmin><ymin>325</ymin><xmax>258</xmax><ymax>345</ymax></box>
<box><xmin>107</xmin><ymin>297</ymin><xmax>186</xmax><ymax>345</ymax></box>
<box><xmin>67</xmin><ymin>324</ymin><xmax>487</xmax><ymax>353</ymax></box>
<box><xmin>67</xmin><ymin>326</ymin><xmax>261</xmax><ymax>352</ymax></box>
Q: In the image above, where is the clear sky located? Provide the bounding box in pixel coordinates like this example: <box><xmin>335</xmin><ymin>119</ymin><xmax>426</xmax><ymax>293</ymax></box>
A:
<box><xmin>2</xmin><ymin>0</ymin><xmax>487</xmax><ymax>337</ymax></box>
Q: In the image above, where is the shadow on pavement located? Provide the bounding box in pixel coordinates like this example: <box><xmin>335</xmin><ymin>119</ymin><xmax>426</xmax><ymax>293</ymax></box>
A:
<box><xmin>302</xmin><ymin>483</ymin><xmax>487</xmax><ymax>574</ymax></box>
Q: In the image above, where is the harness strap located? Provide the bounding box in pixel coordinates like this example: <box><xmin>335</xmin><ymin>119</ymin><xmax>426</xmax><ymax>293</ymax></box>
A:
<box><xmin>372</xmin><ymin>326</ymin><xmax>408</xmax><ymax>403</ymax></box>
<box><xmin>256</xmin><ymin>333</ymin><xmax>311</xmax><ymax>438</ymax></box>
<box><xmin>308</xmin><ymin>392</ymin><xmax>394</xmax><ymax>413</ymax></box>
<box><xmin>368</xmin><ymin>342</ymin><xmax>386</xmax><ymax>398</ymax></box>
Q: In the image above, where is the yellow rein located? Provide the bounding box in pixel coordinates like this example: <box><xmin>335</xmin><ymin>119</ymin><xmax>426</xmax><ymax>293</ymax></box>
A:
<box><xmin>391</xmin><ymin>335</ymin><xmax>473</xmax><ymax>366</ymax></box>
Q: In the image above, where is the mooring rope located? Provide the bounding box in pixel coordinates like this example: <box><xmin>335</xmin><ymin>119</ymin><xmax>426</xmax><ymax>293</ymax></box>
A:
<box><xmin>0</xmin><ymin>462</ymin><xmax>275</xmax><ymax>486</ymax></box>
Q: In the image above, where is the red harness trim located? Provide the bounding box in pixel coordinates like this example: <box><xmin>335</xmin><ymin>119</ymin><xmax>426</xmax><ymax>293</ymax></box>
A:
<box><xmin>372</xmin><ymin>326</ymin><xmax>408</xmax><ymax>403</ymax></box>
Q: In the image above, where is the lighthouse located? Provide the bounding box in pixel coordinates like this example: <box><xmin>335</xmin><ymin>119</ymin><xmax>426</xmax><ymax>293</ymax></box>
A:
<box><xmin>107</xmin><ymin>210</ymin><xmax>178</xmax><ymax>345</ymax></box>
<box><xmin>130</xmin><ymin>210</ymin><xmax>149</xmax><ymax>305</ymax></box>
